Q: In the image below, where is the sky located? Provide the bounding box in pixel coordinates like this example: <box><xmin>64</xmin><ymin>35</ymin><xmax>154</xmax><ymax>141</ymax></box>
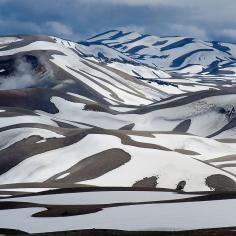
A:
<box><xmin>0</xmin><ymin>0</ymin><xmax>236</xmax><ymax>43</ymax></box>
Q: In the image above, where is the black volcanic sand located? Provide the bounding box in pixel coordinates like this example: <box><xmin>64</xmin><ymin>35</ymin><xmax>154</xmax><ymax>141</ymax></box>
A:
<box><xmin>29</xmin><ymin>228</ymin><xmax>236</xmax><ymax>236</ymax></box>
<box><xmin>173</xmin><ymin>119</ymin><xmax>191</xmax><ymax>132</ymax></box>
<box><xmin>3</xmin><ymin>228</ymin><xmax>236</xmax><ymax>235</ymax></box>
<box><xmin>206</xmin><ymin>174</ymin><xmax>236</xmax><ymax>191</ymax></box>
<box><xmin>47</xmin><ymin>148</ymin><xmax>131</xmax><ymax>183</ymax></box>
<box><xmin>174</xmin><ymin>149</ymin><xmax>200</xmax><ymax>155</ymax></box>
<box><xmin>133</xmin><ymin>176</ymin><xmax>158</xmax><ymax>188</ymax></box>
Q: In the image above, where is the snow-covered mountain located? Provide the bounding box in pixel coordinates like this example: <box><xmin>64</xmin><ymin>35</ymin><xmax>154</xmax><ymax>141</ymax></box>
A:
<box><xmin>0</xmin><ymin>32</ymin><xmax>236</xmax><ymax>234</ymax></box>
<box><xmin>83</xmin><ymin>30</ymin><xmax>236</xmax><ymax>75</ymax></box>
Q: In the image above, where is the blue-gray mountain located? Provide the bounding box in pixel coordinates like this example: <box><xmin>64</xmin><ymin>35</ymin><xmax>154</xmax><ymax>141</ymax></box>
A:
<box><xmin>81</xmin><ymin>30</ymin><xmax>236</xmax><ymax>75</ymax></box>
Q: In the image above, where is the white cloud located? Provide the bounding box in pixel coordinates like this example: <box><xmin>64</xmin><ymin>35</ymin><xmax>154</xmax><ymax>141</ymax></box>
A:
<box><xmin>45</xmin><ymin>21</ymin><xmax>73</xmax><ymax>38</ymax></box>
<box><xmin>79</xmin><ymin>0</ymin><xmax>191</xmax><ymax>7</ymax></box>
<box><xmin>220</xmin><ymin>29</ymin><xmax>236</xmax><ymax>41</ymax></box>
<box><xmin>169</xmin><ymin>24</ymin><xmax>209</xmax><ymax>40</ymax></box>
<box><xmin>0</xmin><ymin>0</ymin><xmax>236</xmax><ymax>42</ymax></box>
<box><xmin>0</xmin><ymin>19</ymin><xmax>76</xmax><ymax>39</ymax></box>
<box><xmin>117</xmin><ymin>25</ymin><xmax>146</xmax><ymax>34</ymax></box>
<box><xmin>0</xmin><ymin>58</ymin><xmax>36</xmax><ymax>90</ymax></box>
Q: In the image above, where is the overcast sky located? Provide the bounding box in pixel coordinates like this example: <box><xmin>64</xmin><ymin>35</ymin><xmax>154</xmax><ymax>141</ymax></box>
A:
<box><xmin>0</xmin><ymin>0</ymin><xmax>235</xmax><ymax>42</ymax></box>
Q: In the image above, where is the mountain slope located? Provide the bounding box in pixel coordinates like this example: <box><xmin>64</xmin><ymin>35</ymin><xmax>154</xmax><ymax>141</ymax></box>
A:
<box><xmin>0</xmin><ymin>34</ymin><xmax>236</xmax><ymax>192</ymax></box>
<box><xmin>85</xmin><ymin>30</ymin><xmax>236</xmax><ymax>75</ymax></box>
<box><xmin>0</xmin><ymin>188</ymin><xmax>236</xmax><ymax>234</ymax></box>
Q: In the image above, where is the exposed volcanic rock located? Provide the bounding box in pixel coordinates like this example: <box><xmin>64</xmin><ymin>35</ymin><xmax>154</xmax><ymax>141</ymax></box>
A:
<box><xmin>133</xmin><ymin>176</ymin><xmax>158</xmax><ymax>188</ymax></box>
<box><xmin>206</xmin><ymin>174</ymin><xmax>236</xmax><ymax>191</ymax></box>
<box><xmin>0</xmin><ymin>89</ymin><xmax>59</xmax><ymax>113</ymax></box>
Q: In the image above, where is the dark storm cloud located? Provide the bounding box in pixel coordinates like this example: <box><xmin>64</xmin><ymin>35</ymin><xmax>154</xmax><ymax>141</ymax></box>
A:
<box><xmin>0</xmin><ymin>0</ymin><xmax>235</xmax><ymax>42</ymax></box>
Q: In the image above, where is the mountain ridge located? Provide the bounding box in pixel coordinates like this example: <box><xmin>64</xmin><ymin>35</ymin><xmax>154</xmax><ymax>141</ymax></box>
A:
<box><xmin>81</xmin><ymin>29</ymin><xmax>236</xmax><ymax>75</ymax></box>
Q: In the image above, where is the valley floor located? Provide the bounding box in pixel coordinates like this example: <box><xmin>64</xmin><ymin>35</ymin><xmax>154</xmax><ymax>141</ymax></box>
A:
<box><xmin>0</xmin><ymin>186</ymin><xmax>235</xmax><ymax>235</ymax></box>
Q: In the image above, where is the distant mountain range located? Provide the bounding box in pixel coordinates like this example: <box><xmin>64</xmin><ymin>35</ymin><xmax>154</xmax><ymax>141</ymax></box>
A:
<box><xmin>80</xmin><ymin>30</ymin><xmax>236</xmax><ymax>75</ymax></box>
